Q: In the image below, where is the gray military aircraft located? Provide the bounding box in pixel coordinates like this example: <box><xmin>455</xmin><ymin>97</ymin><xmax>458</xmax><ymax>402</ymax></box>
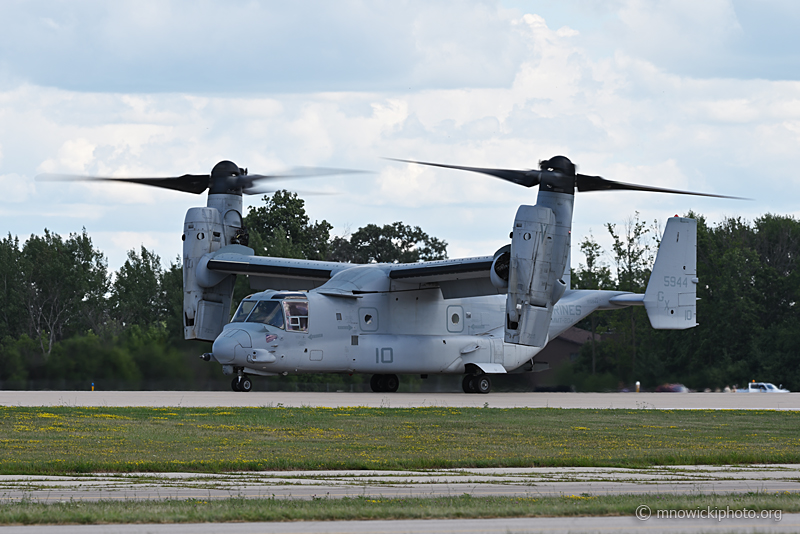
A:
<box><xmin>40</xmin><ymin>156</ymin><xmax>737</xmax><ymax>393</ymax></box>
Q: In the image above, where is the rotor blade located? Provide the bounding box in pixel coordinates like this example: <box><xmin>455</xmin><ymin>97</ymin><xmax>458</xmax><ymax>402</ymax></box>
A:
<box><xmin>576</xmin><ymin>174</ymin><xmax>749</xmax><ymax>199</ymax></box>
<box><xmin>386</xmin><ymin>158</ymin><xmax>542</xmax><ymax>188</ymax></box>
<box><xmin>249</xmin><ymin>167</ymin><xmax>368</xmax><ymax>180</ymax></box>
<box><xmin>36</xmin><ymin>173</ymin><xmax>210</xmax><ymax>194</ymax></box>
<box><xmin>243</xmin><ymin>187</ymin><xmax>339</xmax><ymax>196</ymax></box>
<box><xmin>235</xmin><ymin>167</ymin><xmax>368</xmax><ymax>191</ymax></box>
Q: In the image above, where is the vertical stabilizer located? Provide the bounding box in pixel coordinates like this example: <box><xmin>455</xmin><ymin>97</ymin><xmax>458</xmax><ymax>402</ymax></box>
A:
<box><xmin>644</xmin><ymin>217</ymin><xmax>697</xmax><ymax>329</ymax></box>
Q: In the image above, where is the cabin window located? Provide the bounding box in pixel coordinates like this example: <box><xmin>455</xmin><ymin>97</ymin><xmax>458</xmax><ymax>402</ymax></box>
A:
<box><xmin>244</xmin><ymin>301</ymin><xmax>285</xmax><ymax>329</ymax></box>
<box><xmin>283</xmin><ymin>300</ymin><xmax>309</xmax><ymax>332</ymax></box>
<box><xmin>446</xmin><ymin>305</ymin><xmax>464</xmax><ymax>333</ymax></box>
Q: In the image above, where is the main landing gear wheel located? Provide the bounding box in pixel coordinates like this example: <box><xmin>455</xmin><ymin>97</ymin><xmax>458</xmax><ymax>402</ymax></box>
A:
<box><xmin>462</xmin><ymin>374</ymin><xmax>477</xmax><ymax>393</ymax></box>
<box><xmin>231</xmin><ymin>377</ymin><xmax>241</xmax><ymax>392</ymax></box>
<box><xmin>239</xmin><ymin>376</ymin><xmax>252</xmax><ymax>392</ymax></box>
<box><xmin>370</xmin><ymin>374</ymin><xmax>399</xmax><ymax>393</ymax></box>
<box><xmin>475</xmin><ymin>374</ymin><xmax>491</xmax><ymax>394</ymax></box>
<box><xmin>462</xmin><ymin>374</ymin><xmax>491</xmax><ymax>394</ymax></box>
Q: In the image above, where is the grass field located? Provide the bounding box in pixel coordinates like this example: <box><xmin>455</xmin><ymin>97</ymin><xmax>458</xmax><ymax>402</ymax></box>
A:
<box><xmin>2</xmin><ymin>406</ymin><xmax>799</xmax><ymax>473</ymax></box>
<box><xmin>0</xmin><ymin>493</ymin><xmax>795</xmax><ymax>525</ymax></box>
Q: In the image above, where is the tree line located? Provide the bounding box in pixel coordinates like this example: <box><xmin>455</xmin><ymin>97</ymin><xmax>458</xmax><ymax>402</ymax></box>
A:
<box><xmin>569</xmin><ymin>212</ymin><xmax>800</xmax><ymax>392</ymax></box>
<box><xmin>0</xmin><ymin>191</ymin><xmax>447</xmax><ymax>390</ymax></box>
<box><xmin>1</xmin><ymin>191</ymin><xmax>798</xmax><ymax>391</ymax></box>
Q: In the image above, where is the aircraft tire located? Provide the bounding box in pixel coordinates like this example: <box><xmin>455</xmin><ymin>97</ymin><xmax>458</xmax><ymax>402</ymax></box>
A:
<box><xmin>231</xmin><ymin>378</ymin><xmax>241</xmax><ymax>392</ymax></box>
<box><xmin>384</xmin><ymin>374</ymin><xmax>399</xmax><ymax>392</ymax></box>
<box><xmin>240</xmin><ymin>377</ymin><xmax>252</xmax><ymax>392</ymax></box>
<box><xmin>462</xmin><ymin>375</ymin><xmax>477</xmax><ymax>394</ymax></box>
<box><xmin>370</xmin><ymin>374</ymin><xmax>399</xmax><ymax>392</ymax></box>
<box><xmin>370</xmin><ymin>374</ymin><xmax>382</xmax><ymax>392</ymax></box>
<box><xmin>476</xmin><ymin>374</ymin><xmax>491</xmax><ymax>394</ymax></box>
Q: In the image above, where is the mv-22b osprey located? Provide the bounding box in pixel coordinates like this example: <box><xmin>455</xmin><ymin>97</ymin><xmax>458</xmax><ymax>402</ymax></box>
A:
<box><xmin>42</xmin><ymin>156</ymin><xmax>736</xmax><ymax>393</ymax></box>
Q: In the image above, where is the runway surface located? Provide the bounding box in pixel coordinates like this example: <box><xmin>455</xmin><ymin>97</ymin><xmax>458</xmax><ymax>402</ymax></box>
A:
<box><xmin>2</xmin><ymin>465</ymin><xmax>799</xmax><ymax>503</ymax></box>
<box><xmin>0</xmin><ymin>514</ymin><xmax>796</xmax><ymax>534</ymax></box>
<box><xmin>2</xmin><ymin>390</ymin><xmax>799</xmax><ymax>409</ymax></box>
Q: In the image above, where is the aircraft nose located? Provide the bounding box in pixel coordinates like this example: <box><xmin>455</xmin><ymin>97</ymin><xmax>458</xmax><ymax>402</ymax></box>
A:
<box><xmin>212</xmin><ymin>329</ymin><xmax>252</xmax><ymax>364</ymax></box>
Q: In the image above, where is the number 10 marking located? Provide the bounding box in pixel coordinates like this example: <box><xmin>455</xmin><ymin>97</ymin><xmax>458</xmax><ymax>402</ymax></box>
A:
<box><xmin>375</xmin><ymin>347</ymin><xmax>393</xmax><ymax>363</ymax></box>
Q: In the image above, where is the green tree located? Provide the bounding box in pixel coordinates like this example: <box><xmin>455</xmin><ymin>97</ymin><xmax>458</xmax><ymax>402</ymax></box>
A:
<box><xmin>46</xmin><ymin>331</ymin><xmax>140</xmax><ymax>385</ymax></box>
<box><xmin>606</xmin><ymin>212</ymin><xmax>655</xmax><ymax>293</ymax></box>
<box><xmin>689</xmin><ymin>217</ymin><xmax>762</xmax><ymax>387</ymax></box>
<box><xmin>0</xmin><ymin>334</ymin><xmax>35</xmax><ymax>387</ymax></box>
<box><xmin>0</xmin><ymin>234</ymin><xmax>24</xmax><ymax>340</ymax></box>
<box><xmin>20</xmin><ymin>229</ymin><xmax>109</xmax><ymax>357</ymax></box>
<box><xmin>572</xmin><ymin>233</ymin><xmax>613</xmax><ymax>375</ymax></box>
<box><xmin>605</xmin><ymin>213</ymin><xmax>656</xmax><ymax>380</ymax></box>
<box><xmin>328</xmin><ymin>222</ymin><xmax>448</xmax><ymax>263</ymax></box>
<box><xmin>111</xmin><ymin>246</ymin><xmax>164</xmax><ymax>329</ymax></box>
<box><xmin>751</xmin><ymin>214</ymin><xmax>800</xmax><ymax>324</ymax></box>
<box><xmin>160</xmin><ymin>258</ymin><xmax>185</xmax><ymax>341</ymax></box>
<box><xmin>244</xmin><ymin>190</ymin><xmax>333</xmax><ymax>260</ymax></box>
<box><xmin>119</xmin><ymin>324</ymin><xmax>194</xmax><ymax>387</ymax></box>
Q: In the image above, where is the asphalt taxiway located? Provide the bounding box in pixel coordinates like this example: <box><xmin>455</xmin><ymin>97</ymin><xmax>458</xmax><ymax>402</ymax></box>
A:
<box><xmin>1</xmin><ymin>465</ymin><xmax>799</xmax><ymax>503</ymax></box>
<box><xmin>1</xmin><ymin>390</ymin><xmax>798</xmax><ymax>409</ymax></box>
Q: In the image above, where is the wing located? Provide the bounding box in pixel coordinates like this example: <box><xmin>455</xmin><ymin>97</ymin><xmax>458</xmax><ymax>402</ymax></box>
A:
<box><xmin>387</xmin><ymin>256</ymin><xmax>500</xmax><ymax>299</ymax></box>
<box><xmin>207</xmin><ymin>250</ymin><xmax>349</xmax><ymax>290</ymax></box>
<box><xmin>205</xmin><ymin>245</ymin><xmax>500</xmax><ymax>298</ymax></box>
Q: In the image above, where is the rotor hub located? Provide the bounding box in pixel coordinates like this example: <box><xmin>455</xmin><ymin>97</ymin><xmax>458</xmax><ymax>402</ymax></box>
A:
<box><xmin>209</xmin><ymin>160</ymin><xmax>245</xmax><ymax>195</ymax></box>
<box><xmin>538</xmin><ymin>156</ymin><xmax>576</xmax><ymax>194</ymax></box>
<box><xmin>539</xmin><ymin>155</ymin><xmax>575</xmax><ymax>176</ymax></box>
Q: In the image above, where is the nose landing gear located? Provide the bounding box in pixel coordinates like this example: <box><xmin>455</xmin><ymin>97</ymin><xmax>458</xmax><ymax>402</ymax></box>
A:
<box><xmin>231</xmin><ymin>375</ymin><xmax>253</xmax><ymax>392</ymax></box>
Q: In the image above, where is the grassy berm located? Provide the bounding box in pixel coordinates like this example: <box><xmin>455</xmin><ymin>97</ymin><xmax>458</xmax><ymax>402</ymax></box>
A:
<box><xmin>2</xmin><ymin>406</ymin><xmax>799</xmax><ymax>473</ymax></box>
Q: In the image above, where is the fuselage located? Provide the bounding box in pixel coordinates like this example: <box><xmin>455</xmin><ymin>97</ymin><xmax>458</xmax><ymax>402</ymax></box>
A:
<box><xmin>210</xmin><ymin>282</ymin><xmax>633</xmax><ymax>378</ymax></box>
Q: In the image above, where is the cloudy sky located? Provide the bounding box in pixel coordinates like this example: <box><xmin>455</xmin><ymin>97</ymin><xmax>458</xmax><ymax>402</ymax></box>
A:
<box><xmin>2</xmin><ymin>0</ymin><xmax>799</xmax><ymax>272</ymax></box>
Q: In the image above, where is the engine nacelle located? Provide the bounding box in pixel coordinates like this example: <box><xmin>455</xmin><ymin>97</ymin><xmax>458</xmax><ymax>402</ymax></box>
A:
<box><xmin>490</xmin><ymin>245</ymin><xmax>510</xmax><ymax>290</ymax></box>
<box><xmin>504</xmin><ymin>204</ymin><xmax>569</xmax><ymax>347</ymax></box>
<box><xmin>183</xmin><ymin>207</ymin><xmax>239</xmax><ymax>341</ymax></box>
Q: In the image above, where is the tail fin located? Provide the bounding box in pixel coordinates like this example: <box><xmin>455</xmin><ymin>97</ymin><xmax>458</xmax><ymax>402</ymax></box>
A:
<box><xmin>643</xmin><ymin>217</ymin><xmax>697</xmax><ymax>329</ymax></box>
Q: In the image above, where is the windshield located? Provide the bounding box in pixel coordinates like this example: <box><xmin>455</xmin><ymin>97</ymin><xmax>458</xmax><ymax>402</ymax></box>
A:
<box><xmin>231</xmin><ymin>300</ymin><xmax>256</xmax><ymax>323</ymax></box>
<box><xmin>231</xmin><ymin>300</ymin><xmax>285</xmax><ymax>329</ymax></box>
<box><xmin>246</xmin><ymin>301</ymin><xmax>285</xmax><ymax>328</ymax></box>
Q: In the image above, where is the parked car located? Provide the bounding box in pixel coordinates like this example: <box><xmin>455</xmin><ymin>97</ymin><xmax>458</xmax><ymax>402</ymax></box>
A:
<box><xmin>738</xmin><ymin>382</ymin><xmax>789</xmax><ymax>393</ymax></box>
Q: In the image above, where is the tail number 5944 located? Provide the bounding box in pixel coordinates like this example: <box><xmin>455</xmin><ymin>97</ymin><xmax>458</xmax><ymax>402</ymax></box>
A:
<box><xmin>664</xmin><ymin>276</ymin><xmax>689</xmax><ymax>288</ymax></box>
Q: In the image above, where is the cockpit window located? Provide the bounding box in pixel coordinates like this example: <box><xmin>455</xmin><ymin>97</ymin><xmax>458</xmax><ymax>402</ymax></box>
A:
<box><xmin>230</xmin><ymin>300</ymin><xmax>285</xmax><ymax>329</ymax></box>
<box><xmin>283</xmin><ymin>300</ymin><xmax>309</xmax><ymax>332</ymax></box>
<box><xmin>231</xmin><ymin>300</ymin><xmax>256</xmax><ymax>323</ymax></box>
<box><xmin>246</xmin><ymin>301</ymin><xmax>285</xmax><ymax>329</ymax></box>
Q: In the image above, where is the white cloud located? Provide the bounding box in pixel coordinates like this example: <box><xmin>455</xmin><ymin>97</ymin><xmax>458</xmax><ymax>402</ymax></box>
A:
<box><xmin>0</xmin><ymin>173</ymin><xmax>36</xmax><ymax>203</ymax></box>
<box><xmin>86</xmin><ymin>230</ymin><xmax>179</xmax><ymax>273</ymax></box>
<box><xmin>0</xmin><ymin>1</ymin><xmax>526</xmax><ymax>94</ymax></box>
<box><xmin>1</xmin><ymin>1</ymin><xmax>799</xmax><ymax>272</ymax></box>
<box><xmin>47</xmin><ymin>138</ymin><xmax>95</xmax><ymax>173</ymax></box>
